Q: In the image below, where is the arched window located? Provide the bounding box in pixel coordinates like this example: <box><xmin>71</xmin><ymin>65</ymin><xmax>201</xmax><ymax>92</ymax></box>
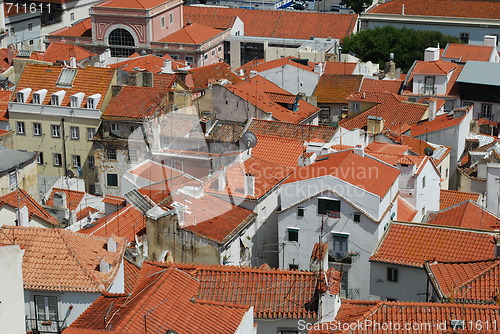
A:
<box><xmin>108</xmin><ymin>28</ymin><xmax>135</xmax><ymax>57</ymax></box>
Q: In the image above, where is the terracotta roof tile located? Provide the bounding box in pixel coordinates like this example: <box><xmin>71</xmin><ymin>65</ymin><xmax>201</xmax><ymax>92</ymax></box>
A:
<box><xmin>408</xmin><ymin>110</ymin><xmax>469</xmax><ymax>137</ymax></box>
<box><xmin>160</xmin><ymin>22</ymin><xmax>223</xmax><ymax>44</ymax></box>
<box><xmin>44</xmin><ymin>42</ymin><xmax>96</xmax><ymax>63</ymax></box>
<box><xmin>50</xmin><ymin>17</ymin><xmax>92</xmax><ymax>37</ymax></box>
<box><xmin>185</xmin><ymin>62</ymin><xmax>241</xmax><ymax>90</ymax></box>
<box><xmin>96</xmin><ymin>0</ymin><xmax>169</xmax><ymax>9</ymax></box>
<box><xmin>76</xmin><ymin>206</ymin><xmax>98</xmax><ymax>221</ymax></box>
<box><xmin>404</xmin><ymin>62</ymin><xmax>463</xmax><ymax>97</ymax></box>
<box><xmin>442</xmin><ymin>43</ymin><xmax>495</xmax><ymax>62</ymax></box>
<box><xmin>0</xmin><ymin>225</ymin><xmax>125</xmax><ymax>292</ymax></box>
<box><xmin>247</xmin><ymin>56</ymin><xmax>316</xmax><ymax>75</ymax></box>
<box><xmin>123</xmin><ymin>259</ymin><xmax>140</xmax><ymax>294</ymax></box>
<box><xmin>80</xmin><ymin>204</ymin><xmax>146</xmax><ymax>242</ymax></box>
<box><xmin>427</xmin><ymin>200</ymin><xmax>500</xmax><ymax>230</ymax></box>
<box><xmin>412</xmin><ymin>60</ymin><xmax>457</xmax><ymax>75</ymax></box>
<box><xmin>426</xmin><ymin>258</ymin><xmax>500</xmax><ymax>304</ymax></box>
<box><xmin>366</xmin><ymin>141</ymin><xmax>411</xmax><ymax>155</ymax></box>
<box><xmin>14</xmin><ymin>64</ymin><xmax>115</xmax><ymax>109</ymax></box>
<box><xmin>247</xmin><ymin>119</ymin><xmax>337</xmax><ymax>142</ymax></box>
<box><xmin>285</xmin><ymin>150</ymin><xmax>400</xmax><ymax>198</ymax></box>
<box><xmin>108</xmin><ymin>54</ymin><xmax>186</xmax><ymax>73</ymax></box>
<box><xmin>397</xmin><ymin>196</ymin><xmax>417</xmax><ymax>222</ymax></box>
<box><xmin>169</xmin><ymin>262</ymin><xmax>341</xmax><ymax>319</ymax></box>
<box><xmin>0</xmin><ymin>189</ymin><xmax>58</xmax><ymax>226</ymax></box>
<box><xmin>184</xmin><ymin>6</ymin><xmax>357</xmax><ymax>40</ymax></box>
<box><xmin>0</xmin><ymin>91</ymin><xmax>11</xmax><ymax>121</ymax></box>
<box><xmin>251</xmin><ymin>134</ymin><xmax>306</xmax><ymax>167</ymax></box>
<box><xmin>440</xmin><ymin>190</ymin><xmax>481</xmax><ymax>210</ymax></box>
<box><xmin>311</xmin><ymin>300</ymin><xmax>500</xmax><ymax>333</ymax></box>
<box><xmin>323</xmin><ymin>62</ymin><xmax>357</xmax><ymax>75</ymax></box>
<box><xmin>370</xmin><ymin>0</ymin><xmax>500</xmax><ymax>19</ymax></box>
<box><xmin>227</xmin><ymin>75</ymin><xmax>320</xmax><ymax>123</ymax></box>
<box><xmin>45</xmin><ymin>187</ymin><xmax>85</xmax><ymax>211</ymax></box>
<box><xmin>153</xmin><ymin>72</ymin><xmax>177</xmax><ymax>89</ymax></box>
<box><xmin>314</xmin><ymin>74</ymin><xmax>363</xmax><ymax>104</ymax></box>
<box><xmin>370</xmin><ymin>222</ymin><xmax>498</xmax><ymax>268</ymax></box>
<box><xmin>102</xmin><ymin>86</ymin><xmax>166</xmax><ymax>121</ymax></box>
<box><xmin>103</xmin><ymin>195</ymin><xmax>126</xmax><ymax>206</ymax></box>
<box><xmin>69</xmin><ymin>264</ymin><xmax>249</xmax><ymax>333</ymax></box>
<box><xmin>360</xmin><ymin>78</ymin><xmax>403</xmax><ymax>94</ymax></box>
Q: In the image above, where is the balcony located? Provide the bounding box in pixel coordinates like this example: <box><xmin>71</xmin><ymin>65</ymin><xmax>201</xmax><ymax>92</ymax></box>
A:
<box><xmin>328</xmin><ymin>251</ymin><xmax>359</xmax><ymax>264</ymax></box>
<box><xmin>26</xmin><ymin>318</ymin><xmax>65</xmax><ymax>333</ymax></box>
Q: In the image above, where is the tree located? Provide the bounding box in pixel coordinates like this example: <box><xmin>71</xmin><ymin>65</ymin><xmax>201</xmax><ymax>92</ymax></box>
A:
<box><xmin>342</xmin><ymin>0</ymin><xmax>372</xmax><ymax>14</ymax></box>
<box><xmin>341</xmin><ymin>26</ymin><xmax>461</xmax><ymax>72</ymax></box>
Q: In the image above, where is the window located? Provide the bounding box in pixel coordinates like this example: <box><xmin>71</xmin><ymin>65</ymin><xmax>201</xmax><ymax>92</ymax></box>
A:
<box><xmin>161</xmin><ymin>16</ymin><xmax>165</xmax><ymax>27</ymax></box>
<box><xmin>28</xmin><ymin>23</ymin><xmax>33</xmax><ymax>31</ymax></box>
<box><xmin>9</xmin><ymin>171</ymin><xmax>17</xmax><ymax>189</ymax></box>
<box><xmin>287</xmin><ymin>228</ymin><xmax>299</xmax><ymax>242</ymax></box>
<box><xmin>353</xmin><ymin>213</ymin><xmax>361</xmax><ymax>223</ymax></box>
<box><xmin>88</xmin><ymin>156</ymin><xmax>94</xmax><ymax>169</ymax></box>
<box><xmin>218</xmin><ymin>46</ymin><xmax>222</xmax><ymax>52</ymax></box>
<box><xmin>211</xmin><ymin>50</ymin><xmax>215</xmax><ymax>56</ymax></box>
<box><xmin>169</xmin><ymin>13</ymin><xmax>173</xmax><ymax>24</ymax></box>
<box><xmin>331</xmin><ymin>233</ymin><xmax>348</xmax><ymax>260</ymax></box>
<box><xmin>87</xmin><ymin>98</ymin><xmax>95</xmax><ymax>109</ymax></box>
<box><xmin>204</xmin><ymin>54</ymin><xmax>208</xmax><ymax>60</ymax></box>
<box><xmin>297</xmin><ymin>207</ymin><xmax>305</xmax><ymax>217</ymax></box>
<box><xmin>33</xmin><ymin>93</ymin><xmax>41</xmax><ymax>104</ymax></box>
<box><xmin>128</xmin><ymin>149</ymin><xmax>138</xmax><ymax>162</ymax></box>
<box><xmin>33</xmin><ymin>123</ymin><xmax>42</xmax><ymax>136</ymax></box>
<box><xmin>10</xmin><ymin>27</ymin><xmax>14</xmax><ymax>36</ymax></box>
<box><xmin>35</xmin><ymin>296</ymin><xmax>58</xmax><ymax>322</ymax></box>
<box><xmin>422</xmin><ymin>175</ymin><xmax>426</xmax><ymax>189</ymax></box>
<box><xmin>70</xmin><ymin>126</ymin><xmax>79</xmax><ymax>140</ymax></box>
<box><xmin>108</xmin><ymin>28</ymin><xmax>136</xmax><ymax>57</ymax></box>
<box><xmin>387</xmin><ymin>267</ymin><xmax>398</xmax><ymax>282</ymax></box>
<box><xmin>185</xmin><ymin>56</ymin><xmax>194</xmax><ymax>65</ymax></box>
<box><xmin>130</xmin><ymin>125</ymin><xmax>138</xmax><ymax>133</ymax></box>
<box><xmin>51</xmin><ymin>94</ymin><xmax>60</xmax><ymax>106</ymax></box>
<box><xmin>423</xmin><ymin>76</ymin><xmax>435</xmax><ymax>95</ymax></box>
<box><xmin>36</xmin><ymin>152</ymin><xmax>44</xmax><ymax>165</ymax></box>
<box><xmin>481</xmin><ymin>103</ymin><xmax>492</xmax><ymax>120</ymax></box>
<box><xmin>16</xmin><ymin>121</ymin><xmax>25</xmax><ymax>135</ymax></box>
<box><xmin>460</xmin><ymin>32</ymin><xmax>469</xmax><ymax>44</ymax></box>
<box><xmin>70</xmin><ymin>13</ymin><xmax>74</xmax><ymax>20</ymax></box>
<box><xmin>318</xmin><ymin>197</ymin><xmax>340</xmax><ymax>216</ymax></box>
<box><xmin>51</xmin><ymin>124</ymin><xmax>60</xmax><ymax>138</ymax></box>
<box><xmin>53</xmin><ymin>153</ymin><xmax>62</xmax><ymax>167</ymax></box>
<box><xmin>107</xmin><ymin>148</ymin><xmax>116</xmax><ymax>160</ymax></box>
<box><xmin>351</xmin><ymin>102</ymin><xmax>360</xmax><ymax>113</ymax></box>
<box><xmin>87</xmin><ymin>128</ymin><xmax>95</xmax><ymax>141</ymax></box>
<box><xmin>107</xmin><ymin>173</ymin><xmax>118</xmax><ymax>187</ymax></box>
<box><xmin>320</xmin><ymin>108</ymin><xmax>331</xmax><ymax>125</ymax></box>
<box><xmin>288</xmin><ymin>264</ymin><xmax>299</xmax><ymax>270</ymax></box>
<box><xmin>72</xmin><ymin>155</ymin><xmax>81</xmax><ymax>168</ymax></box>
<box><xmin>462</xmin><ymin>101</ymin><xmax>474</xmax><ymax>108</ymax></box>
<box><xmin>110</xmin><ymin>123</ymin><xmax>119</xmax><ymax>132</ymax></box>
<box><xmin>29</xmin><ymin>39</ymin><xmax>33</xmax><ymax>45</ymax></box>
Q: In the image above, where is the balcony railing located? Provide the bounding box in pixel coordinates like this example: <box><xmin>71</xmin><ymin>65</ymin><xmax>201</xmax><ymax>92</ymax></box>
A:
<box><xmin>26</xmin><ymin>318</ymin><xmax>65</xmax><ymax>334</ymax></box>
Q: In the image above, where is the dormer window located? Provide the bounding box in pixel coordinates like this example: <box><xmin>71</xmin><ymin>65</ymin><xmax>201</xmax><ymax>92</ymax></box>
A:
<box><xmin>70</xmin><ymin>92</ymin><xmax>84</xmax><ymax>108</ymax></box>
<box><xmin>51</xmin><ymin>90</ymin><xmax>66</xmax><ymax>106</ymax></box>
<box><xmin>87</xmin><ymin>93</ymin><xmax>101</xmax><ymax>109</ymax></box>
<box><xmin>16</xmin><ymin>88</ymin><xmax>32</xmax><ymax>103</ymax></box>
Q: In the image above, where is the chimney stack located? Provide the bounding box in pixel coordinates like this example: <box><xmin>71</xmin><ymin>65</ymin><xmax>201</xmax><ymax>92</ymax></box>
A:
<box><xmin>218</xmin><ymin>167</ymin><xmax>227</xmax><ymax>191</ymax></box>
<box><xmin>353</xmin><ymin>145</ymin><xmax>365</xmax><ymax>158</ymax></box>
<box><xmin>244</xmin><ymin>172</ymin><xmax>255</xmax><ymax>197</ymax></box>
<box><xmin>69</xmin><ymin>57</ymin><xmax>77</xmax><ymax>68</ymax></box>
<box><xmin>428</xmin><ymin>98</ymin><xmax>437</xmax><ymax>121</ymax></box>
<box><xmin>424</xmin><ymin>47</ymin><xmax>440</xmax><ymax>62</ymax></box>
<box><xmin>483</xmin><ymin>35</ymin><xmax>498</xmax><ymax>48</ymax></box>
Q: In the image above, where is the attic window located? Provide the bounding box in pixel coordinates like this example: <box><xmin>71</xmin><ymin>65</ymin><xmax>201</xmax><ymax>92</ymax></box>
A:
<box><xmin>57</xmin><ymin>68</ymin><xmax>77</xmax><ymax>87</ymax></box>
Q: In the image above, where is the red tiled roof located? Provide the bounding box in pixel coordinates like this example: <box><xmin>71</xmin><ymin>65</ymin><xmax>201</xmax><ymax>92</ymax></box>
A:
<box><xmin>123</xmin><ymin>259</ymin><xmax>140</xmax><ymax>294</ymax></box>
<box><xmin>442</xmin><ymin>43</ymin><xmax>495</xmax><ymax>62</ymax></box>
<box><xmin>171</xmin><ymin>262</ymin><xmax>341</xmax><ymax>319</ymax></box>
<box><xmin>0</xmin><ymin>189</ymin><xmax>58</xmax><ymax>226</ymax></box>
<box><xmin>227</xmin><ymin>75</ymin><xmax>320</xmax><ymax>123</ymax></box>
<box><xmin>96</xmin><ymin>0</ymin><xmax>169</xmax><ymax>9</ymax></box>
<box><xmin>247</xmin><ymin>119</ymin><xmax>337</xmax><ymax>143</ymax></box>
<box><xmin>69</xmin><ymin>264</ymin><xmax>249</xmax><ymax>333</ymax></box>
<box><xmin>103</xmin><ymin>195</ymin><xmax>126</xmax><ymax>206</ymax></box>
<box><xmin>76</xmin><ymin>206</ymin><xmax>98</xmax><ymax>221</ymax></box>
<box><xmin>322</xmin><ymin>61</ymin><xmax>357</xmax><ymax>75</ymax></box>
<box><xmin>408</xmin><ymin>111</ymin><xmax>468</xmax><ymax>137</ymax></box>
<box><xmin>80</xmin><ymin>204</ymin><xmax>146</xmax><ymax>242</ymax></box>
<box><xmin>412</xmin><ymin>60</ymin><xmax>456</xmax><ymax>75</ymax></box>
<box><xmin>370</xmin><ymin>0</ymin><xmax>500</xmax><ymax>19</ymax></box>
<box><xmin>0</xmin><ymin>225</ymin><xmax>125</xmax><ymax>292</ymax></box>
<box><xmin>427</xmin><ymin>200</ymin><xmax>500</xmax><ymax>230</ymax></box>
<box><xmin>185</xmin><ymin>62</ymin><xmax>241</xmax><ymax>90</ymax></box>
<box><xmin>397</xmin><ymin>196</ymin><xmax>417</xmax><ymax>222</ymax></box>
<box><xmin>44</xmin><ymin>42</ymin><xmax>96</xmax><ymax>63</ymax></box>
<box><xmin>160</xmin><ymin>23</ymin><xmax>223</xmax><ymax>44</ymax></box>
<box><xmin>102</xmin><ymin>86</ymin><xmax>166</xmax><ymax>121</ymax></box>
<box><xmin>360</xmin><ymin>78</ymin><xmax>403</xmax><ymax>94</ymax></box>
<box><xmin>426</xmin><ymin>258</ymin><xmax>500</xmax><ymax>304</ymax></box>
<box><xmin>45</xmin><ymin>187</ymin><xmax>85</xmax><ymax>211</ymax></box>
<box><xmin>108</xmin><ymin>54</ymin><xmax>186</xmax><ymax>73</ymax></box>
<box><xmin>248</xmin><ymin>56</ymin><xmax>316</xmax><ymax>74</ymax></box>
<box><xmin>440</xmin><ymin>189</ymin><xmax>481</xmax><ymax>210</ymax></box>
<box><xmin>368</xmin><ymin>151</ymin><xmax>425</xmax><ymax>167</ymax></box>
<box><xmin>129</xmin><ymin>160</ymin><xmax>184</xmax><ymax>184</ymax></box>
<box><xmin>153</xmin><ymin>72</ymin><xmax>178</xmax><ymax>89</ymax></box>
<box><xmin>184</xmin><ymin>6</ymin><xmax>357</xmax><ymax>40</ymax></box>
<box><xmin>314</xmin><ymin>74</ymin><xmax>363</xmax><ymax>104</ymax></box>
<box><xmin>341</xmin><ymin>92</ymin><xmax>428</xmax><ymax>132</ymax></box>
<box><xmin>366</xmin><ymin>142</ymin><xmax>411</xmax><ymax>155</ymax></box>
<box><xmin>50</xmin><ymin>17</ymin><xmax>92</xmax><ymax>37</ymax></box>
<box><xmin>311</xmin><ymin>300</ymin><xmax>500</xmax><ymax>334</ymax></box>
<box><xmin>286</xmin><ymin>149</ymin><xmax>400</xmax><ymax>198</ymax></box>
<box><xmin>183</xmin><ymin>13</ymin><xmax>237</xmax><ymax>30</ymax></box>
<box><xmin>205</xmin><ymin>156</ymin><xmax>294</xmax><ymax>200</ymax></box>
<box><xmin>370</xmin><ymin>222</ymin><xmax>498</xmax><ymax>268</ymax></box>
<box><xmin>14</xmin><ymin>64</ymin><xmax>115</xmax><ymax>109</ymax></box>
<box><xmin>251</xmin><ymin>134</ymin><xmax>305</xmax><ymax>167</ymax></box>
<box><xmin>0</xmin><ymin>90</ymin><xmax>11</xmax><ymax>121</ymax></box>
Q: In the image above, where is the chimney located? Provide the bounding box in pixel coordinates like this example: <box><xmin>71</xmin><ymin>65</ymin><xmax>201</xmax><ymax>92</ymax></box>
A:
<box><xmin>18</xmin><ymin>206</ymin><xmax>29</xmax><ymax>227</ymax></box>
<box><xmin>218</xmin><ymin>167</ymin><xmax>227</xmax><ymax>191</ymax></box>
<box><xmin>353</xmin><ymin>145</ymin><xmax>365</xmax><ymax>157</ymax></box>
<box><xmin>99</xmin><ymin>259</ymin><xmax>110</xmax><ymax>273</ymax></box>
<box><xmin>465</xmin><ymin>138</ymin><xmax>480</xmax><ymax>151</ymax></box>
<box><xmin>244</xmin><ymin>172</ymin><xmax>255</xmax><ymax>197</ymax></box>
<box><xmin>161</xmin><ymin>59</ymin><xmax>172</xmax><ymax>73</ymax></box>
<box><xmin>314</xmin><ymin>62</ymin><xmax>324</xmax><ymax>76</ymax></box>
<box><xmin>424</xmin><ymin>47</ymin><xmax>440</xmax><ymax>62</ymax></box>
<box><xmin>483</xmin><ymin>35</ymin><xmax>498</xmax><ymax>48</ymax></box>
<box><xmin>298</xmin><ymin>152</ymin><xmax>317</xmax><ymax>166</ymax></box>
<box><xmin>401</xmin><ymin>3</ymin><xmax>404</xmax><ymax>15</ymax></box>
<box><xmin>107</xmin><ymin>237</ymin><xmax>117</xmax><ymax>252</ymax></box>
<box><xmin>69</xmin><ymin>57</ymin><xmax>77</xmax><ymax>68</ymax></box>
<box><xmin>367</xmin><ymin>116</ymin><xmax>385</xmax><ymax>134</ymax></box>
<box><xmin>428</xmin><ymin>98</ymin><xmax>437</xmax><ymax>121</ymax></box>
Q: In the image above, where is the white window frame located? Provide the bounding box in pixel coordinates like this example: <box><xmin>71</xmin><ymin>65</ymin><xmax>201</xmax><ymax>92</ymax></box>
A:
<box><xmin>36</xmin><ymin>152</ymin><xmax>44</xmax><ymax>165</ymax></box>
<box><xmin>16</xmin><ymin>121</ymin><xmax>25</xmax><ymax>135</ymax></box>
<box><xmin>33</xmin><ymin>123</ymin><xmax>42</xmax><ymax>136</ymax></box>
<box><xmin>53</xmin><ymin>153</ymin><xmax>62</xmax><ymax>167</ymax></box>
<box><xmin>51</xmin><ymin>124</ymin><xmax>60</xmax><ymax>138</ymax></box>
<box><xmin>70</xmin><ymin>126</ymin><xmax>79</xmax><ymax>140</ymax></box>
<box><xmin>87</xmin><ymin>128</ymin><xmax>95</xmax><ymax>141</ymax></box>
<box><xmin>161</xmin><ymin>16</ymin><xmax>165</xmax><ymax>28</ymax></box>
<box><xmin>169</xmin><ymin>12</ymin><xmax>173</xmax><ymax>25</ymax></box>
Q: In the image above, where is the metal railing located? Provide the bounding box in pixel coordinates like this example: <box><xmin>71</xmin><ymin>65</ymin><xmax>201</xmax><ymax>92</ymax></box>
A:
<box><xmin>26</xmin><ymin>318</ymin><xmax>65</xmax><ymax>334</ymax></box>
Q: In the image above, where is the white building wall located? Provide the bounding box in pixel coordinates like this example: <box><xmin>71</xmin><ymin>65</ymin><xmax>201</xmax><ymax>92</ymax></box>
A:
<box><xmin>486</xmin><ymin>163</ymin><xmax>500</xmax><ymax>216</ymax></box>
<box><xmin>413</xmin><ymin>161</ymin><xmax>441</xmax><ymax>221</ymax></box>
<box><xmin>5</xmin><ymin>11</ymin><xmax>42</xmax><ymax>51</ymax></box>
<box><xmin>0</xmin><ymin>206</ymin><xmax>53</xmax><ymax>228</ymax></box>
<box><xmin>412</xmin><ymin>74</ymin><xmax>448</xmax><ymax>96</ymax></box>
<box><xmin>0</xmin><ymin>245</ymin><xmax>25</xmax><ymax>333</ymax></box>
<box><xmin>370</xmin><ymin>262</ymin><xmax>428</xmax><ymax>302</ymax></box>
<box><xmin>259</xmin><ymin>64</ymin><xmax>320</xmax><ymax>96</ymax></box>
<box><xmin>234</xmin><ymin>307</ymin><xmax>256</xmax><ymax>334</ymax></box>
<box><xmin>107</xmin><ymin>259</ymin><xmax>124</xmax><ymax>294</ymax></box>
<box><xmin>257</xmin><ymin>318</ymin><xmax>313</xmax><ymax>334</ymax></box>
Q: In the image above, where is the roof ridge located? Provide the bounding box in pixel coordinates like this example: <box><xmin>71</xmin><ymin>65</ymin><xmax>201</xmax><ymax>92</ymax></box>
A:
<box><xmin>452</xmin><ymin>259</ymin><xmax>500</xmax><ymax>295</ymax></box>
<box><xmin>393</xmin><ymin>220</ymin><xmax>498</xmax><ymax>234</ymax></box>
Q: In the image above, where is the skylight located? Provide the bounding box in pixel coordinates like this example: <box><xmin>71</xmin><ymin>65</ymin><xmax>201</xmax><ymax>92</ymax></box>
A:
<box><xmin>56</xmin><ymin>68</ymin><xmax>78</xmax><ymax>88</ymax></box>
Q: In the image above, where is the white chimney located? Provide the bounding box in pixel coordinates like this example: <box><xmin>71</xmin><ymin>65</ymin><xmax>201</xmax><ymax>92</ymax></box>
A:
<box><xmin>483</xmin><ymin>35</ymin><xmax>498</xmax><ymax>48</ymax></box>
<box><xmin>424</xmin><ymin>47</ymin><xmax>440</xmax><ymax>62</ymax></box>
<box><xmin>53</xmin><ymin>192</ymin><xmax>67</xmax><ymax>209</ymax></box>
<box><xmin>314</xmin><ymin>62</ymin><xmax>324</xmax><ymax>76</ymax></box>
<box><xmin>353</xmin><ymin>146</ymin><xmax>365</xmax><ymax>158</ymax></box>
<box><xmin>218</xmin><ymin>167</ymin><xmax>227</xmax><ymax>191</ymax></box>
<box><xmin>244</xmin><ymin>172</ymin><xmax>255</xmax><ymax>197</ymax></box>
<box><xmin>69</xmin><ymin>57</ymin><xmax>77</xmax><ymax>68</ymax></box>
<box><xmin>298</xmin><ymin>152</ymin><xmax>317</xmax><ymax>166</ymax></box>
<box><xmin>18</xmin><ymin>206</ymin><xmax>29</xmax><ymax>227</ymax></box>
<box><xmin>107</xmin><ymin>237</ymin><xmax>117</xmax><ymax>252</ymax></box>
<box><xmin>161</xmin><ymin>59</ymin><xmax>172</xmax><ymax>73</ymax></box>
<box><xmin>319</xmin><ymin>290</ymin><xmax>341</xmax><ymax>323</ymax></box>
<box><xmin>401</xmin><ymin>4</ymin><xmax>404</xmax><ymax>15</ymax></box>
<box><xmin>99</xmin><ymin>259</ymin><xmax>110</xmax><ymax>273</ymax></box>
<box><xmin>428</xmin><ymin>98</ymin><xmax>437</xmax><ymax>121</ymax></box>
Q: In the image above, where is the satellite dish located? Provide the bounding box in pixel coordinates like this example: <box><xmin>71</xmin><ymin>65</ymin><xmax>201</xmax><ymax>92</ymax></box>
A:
<box><xmin>424</xmin><ymin>147</ymin><xmax>434</xmax><ymax>156</ymax></box>
<box><xmin>66</xmin><ymin>170</ymin><xmax>75</xmax><ymax>178</ymax></box>
<box><xmin>241</xmin><ymin>132</ymin><xmax>258</xmax><ymax>149</ymax></box>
